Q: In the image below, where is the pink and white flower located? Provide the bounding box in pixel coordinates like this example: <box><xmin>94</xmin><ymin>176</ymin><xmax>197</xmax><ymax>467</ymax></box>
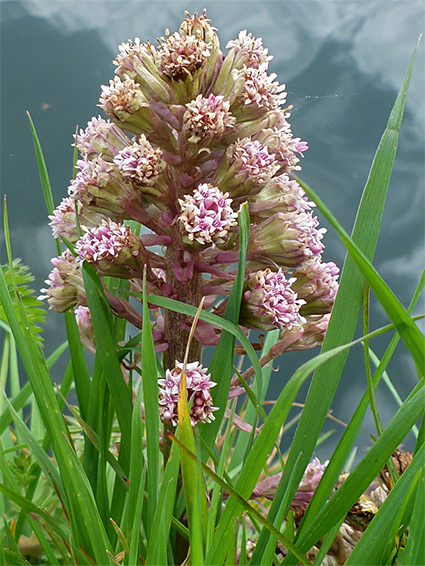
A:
<box><xmin>75</xmin><ymin>219</ymin><xmax>145</xmax><ymax>278</ymax></box>
<box><xmin>158</xmin><ymin>360</ymin><xmax>218</xmax><ymax>426</ymax></box>
<box><xmin>183</xmin><ymin>93</ymin><xmax>236</xmax><ymax>145</ymax></box>
<box><xmin>113</xmin><ymin>136</ymin><xmax>165</xmax><ymax>188</ymax></box>
<box><xmin>178</xmin><ymin>184</ymin><xmax>238</xmax><ymax>248</ymax></box>
<box><xmin>292</xmin><ymin>258</ymin><xmax>340</xmax><ymax>316</ymax></box>
<box><xmin>39</xmin><ymin>250</ymin><xmax>86</xmax><ymax>313</ymax></box>
<box><xmin>240</xmin><ymin>268</ymin><xmax>305</xmax><ymax>331</ymax></box>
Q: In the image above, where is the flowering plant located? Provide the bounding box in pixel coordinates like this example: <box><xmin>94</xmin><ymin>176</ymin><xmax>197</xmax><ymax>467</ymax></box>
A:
<box><xmin>0</xmin><ymin>11</ymin><xmax>423</xmax><ymax>566</ymax></box>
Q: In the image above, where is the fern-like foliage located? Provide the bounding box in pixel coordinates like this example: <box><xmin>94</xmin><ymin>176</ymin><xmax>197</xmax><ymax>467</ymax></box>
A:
<box><xmin>0</xmin><ymin>259</ymin><xmax>46</xmax><ymax>344</ymax></box>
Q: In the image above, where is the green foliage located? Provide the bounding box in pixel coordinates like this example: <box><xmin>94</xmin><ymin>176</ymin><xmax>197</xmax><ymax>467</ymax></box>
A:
<box><xmin>0</xmin><ymin>259</ymin><xmax>45</xmax><ymax>344</ymax></box>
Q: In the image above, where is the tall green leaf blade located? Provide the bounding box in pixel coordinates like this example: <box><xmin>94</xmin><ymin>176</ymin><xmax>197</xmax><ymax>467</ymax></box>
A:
<box><xmin>83</xmin><ymin>269</ymin><xmax>133</xmax><ymax>472</ymax></box>
<box><xmin>299</xmin><ymin>268</ymin><xmax>425</xmax><ymax>533</ymax></box>
<box><xmin>257</xmin><ymin>38</ymin><xmax>422</xmax><ymax>553</ymax></box>
<box><xmin>296</xmin><ymin>176</ymin><xmax>424</xmax><ymax>369</ymax></box>
<box><xmin>145</xmin><ymin>443</ymin><xmax>180</xmax><ymax>565</ymax></box>
<box><xmin>401</xmin><ymin>471</ymin><xmax>425</xmax><ymax>565</ymax></box>
<box><xmin>26</xmin><ymin>112</ymin><xmax>55</xmax><ymax>217</ymax></box>
<box><xmin>141</xmin><ymin>270</ymin><xmax>161</xmax><ymax>536</ymax></box>
<box><xmin>204</xmin><ymin>331</ymin><xmax>389</xmax><ymax>564</ymax></box>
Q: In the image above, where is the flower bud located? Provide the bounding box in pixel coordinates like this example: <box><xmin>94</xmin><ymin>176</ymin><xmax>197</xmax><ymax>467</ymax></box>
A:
<box><xmin>99</xmin><ymin>76</ymin><xmax>168</xmax><ymax>139</ymax></box>
<box><xmin>49</xmin><ymin>197</ymin><xmax>106</xmax><ymax>243</ymax></box>
<box><xmin>113</xmin><ymin>136</ymin><xmax>167</xmax><ymax>195</ymax></box>
<box><xmin>252</xmin><ymin>458</ymin><xmax>325</xmax><ymax>507</ymax></box>
<box><xmin>68</xmin><ymin>156</ymin><xmax>140</xmax><ymax>220</ymax></box>
<box><xmin>255</xmin><ymin>123</ymin><xmax>308</xmax><ymax>174</ymax></box>
<box><xmin>182</xmin><ymin>93</ymin><xmax>236</xmax><ymax>149</ymax></box>
<box><xmin>247</xmin><ymin>211</ymin><xmax>326</xmax><ymax>269</ymax></box>
<box><xmin>179</xmin><ymin>11</ymin><xmax>221</xmax><ymax>93</ymax></box>
<box><xmin>75</xmin><ymin>116</ymin><xmax>131</xmax><ymax>160</ymax></box>
<box><xmin>291</xmin><ymin>258</ymin><xmax>340</xmax><ymax>316</ymax></box>
<box><xmin>239</xmin><ymin>268</ymin><xmax>305</xmax><ymax>331</ymax></box>
<box><xmin>114</xmin><ymin>37</ymin><xmax>172</xmax><ymax>103</ymax></box>
<box><xmin>75</xmin><ymin>305</ymin><xmax>96</xmax><ymax>353</ymax></box>
<box><xmin>249</xmin><ymin>174</ymin><xmax>313</xmax><ymax>220</ymax></box>
<box><xmin>39</xmin><ymin>250</ymin><xmax>86</xmax><ymax>313</ymax></box>
<box><xmin>215</xmin><ymin>138</ymin><xmax>279</xmax><ymax>199</ymax></box>
<box><xmin>178</xmin><ymin>183</ymin><xmax>238</xmax><ymax>249</ymax></box>
<box><xmin>230</xmin><ymin>66</ymin><xmax>287</xmax><ymax>121</ymax></box>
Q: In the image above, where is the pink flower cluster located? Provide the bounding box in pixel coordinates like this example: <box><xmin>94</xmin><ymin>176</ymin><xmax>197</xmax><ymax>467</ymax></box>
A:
<box><xmin>158</xmin><ymin>361</ymin><xmax>218</xmax><ymax>426</ymax></box>
<box><xmin>42</xmin><ymin>11</ymin><xmax>339</xmax><ymax>391</ymax></box>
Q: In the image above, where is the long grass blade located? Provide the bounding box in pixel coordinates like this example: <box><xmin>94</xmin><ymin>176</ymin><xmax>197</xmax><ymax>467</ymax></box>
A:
<box><xmin>141</xmin><ymin>268</ymin><xmax>161</xmax><ymax>536</ymax></box>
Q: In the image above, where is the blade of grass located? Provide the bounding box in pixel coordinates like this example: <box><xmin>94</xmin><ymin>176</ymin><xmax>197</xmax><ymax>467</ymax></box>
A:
<box><xmin>297</xmin><ymin>261</ymin><xmax>425</xmax><ymax>537</ymax></box>
<box><xmin>145</xmin><ymin>442</ymin><xmax>180</xmax><ymax>565</ymax></box>
<box><xmin>249</xmin><ymin>453</ymin><xmax>303</xmax><ymax>566</ymax></box>
<box><xmin>401</xmin><ymin>472</ymin><xmax>425</xmax><ymax>565</ymax></box>
<box><xmin>178</xmin><ymin>299</ymin><xmax>209</xmax><ymax>554</ymax></box>
<box><xmin>0</xmin><ymin>244</ymin><xmax>113</xmax><ymax>562</ymax></box>
<box><xmin>83</xmin><ymin>269</ymin><xmax>133</xmax><ymax>471</ymax></box>
<box><xmin>170</xmin><ymin>434</ymin><xmax>311</xmax><ymax>566</ymax></box>
<box><xmin>141</xmin><ymin>267</ymin><xmax>161</xmax><ymax>537</ymax></box>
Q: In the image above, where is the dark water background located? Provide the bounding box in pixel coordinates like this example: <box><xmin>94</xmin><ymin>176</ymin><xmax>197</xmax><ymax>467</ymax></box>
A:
<box><xmin>1</xmin><ymin>0</ymin><xmax>424</xmax><ymax>462</ymax></box>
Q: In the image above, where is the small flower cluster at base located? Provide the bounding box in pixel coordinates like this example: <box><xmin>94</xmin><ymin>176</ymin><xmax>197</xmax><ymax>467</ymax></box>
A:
<box><xmin>240</xmin><ymin>268</ymin><xmax>305</xmax><ymax>331</ymax></box>
<box><xmin>158</xmin><ymin>361</ymin><xmax>218</xmax><ymax>426</ymax></box>
<box><xmin>178</xmin><ymin>184</ymin><xmax>238</xmax><ymax>248</ymax></box>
